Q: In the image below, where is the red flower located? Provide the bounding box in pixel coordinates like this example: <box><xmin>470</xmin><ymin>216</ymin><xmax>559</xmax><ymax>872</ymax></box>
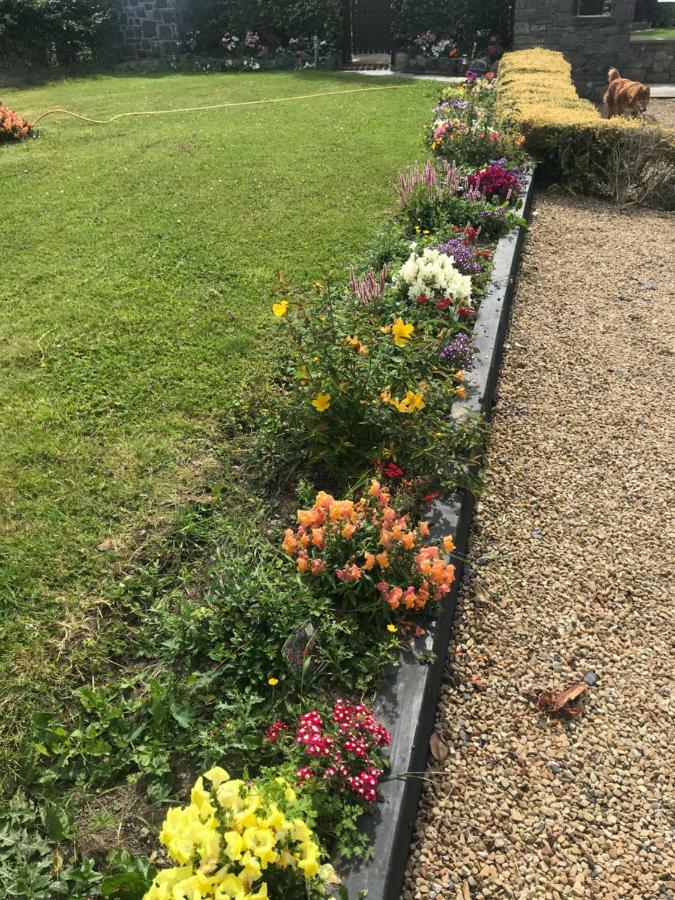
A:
<box><xmin>435</xmin><ymin>298</ymin><xmax>453</xmax><ymax>310</ymax></box>
<box><xmin>265</xmin><ymin>720</ymin><xmax>289</xmax><ymax>743</ymax></box>
<box><xmin>457</xmin><ymin>306</ymin><xmax>473</xmax><ymax>320</ymax></box>
<box><xmin>416</xmin><ymin>293</ymin><xmax>428</xmax><ymax>305</ymax></box>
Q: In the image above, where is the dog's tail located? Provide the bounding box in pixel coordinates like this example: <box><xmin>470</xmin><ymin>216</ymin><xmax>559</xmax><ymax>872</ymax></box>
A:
<box><xmin>608</xmin><ymin>67</ymin><xmax>621</xmax><ymax>83</ymax></box>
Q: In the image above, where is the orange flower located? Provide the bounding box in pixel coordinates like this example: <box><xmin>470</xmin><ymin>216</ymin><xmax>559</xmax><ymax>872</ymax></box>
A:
<box><xmin>368</xmin><ymin>479</ymin><xmax>382</xmax><ymax>497</ymax></box>
<box><xmin>282</xmin><ymin>529</ymin><xmax>298</xmax><ymax>555</ymax></box>
<box><xmin>311</xmin><ymin>527</ymin><xmax>325</xmax><ymax>548</ymax></box>
<box><xmin>363</xmin><ymin>552</ymin><xmax>377</xmax><ymax>571</ymax></box>
<box><xmin>401</xmin><ymin>532</ymin><xmax>416</xmax><ymax>551</ymax></box>
<box><xmin>315</xmin><ymin>491</ymin><xmax>334</xmax><ymax>509</ymax></box>
<box><xmin>387</xmin><ymin>587</ymin><xmax>403</xmax><ymax>609</ymax></box>
<box><xmin>342</xmin><ymin>523</ymin><xmax>357</xmax><ymax>540</ymax></box>
<box><xmin>336</xmin><ymin>564</ymin><xmax>361</xmax><ymax>582</ymax></box>
<box><xmin>310</xmin><ymin>559</ymin><xmax>325</xmax><ymax>576</ymax></box>
<box><xmin>296</xmin><ymin>554</ymin><xmax>310</xmax><ymax>574</ymax></box>
<box><xmin>443</xmin><ymin>535</ymin><xmax>456</xmax><ymax>554</ymax></box>
<box><xmin>330</xmin><ymin>500</ymin><xmax>355</xmax><ymax>522</ymax></box>
<box><xmin>419</xmin><ymin>521</ymin><xmax>430</xmax><ymax>537</ymax></box>
<box><xmin>375</xmin><ymin>551</ymin><xmax>390</xmax><ymax>569</ymax></box>
<box><xmin>379</xmin><ymin>529</ymin><xmax>392</xmax><ymax>550</ymax></box>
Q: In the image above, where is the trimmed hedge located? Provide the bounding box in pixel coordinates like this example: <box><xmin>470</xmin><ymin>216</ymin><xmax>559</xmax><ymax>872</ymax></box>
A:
<box><xmin>497</xmin><ymin>49</ymin><xmax>675</xmax><ymax>209</ymax></box>
<box><xmin>184</xmin><ymin>0</ymin><xmax>345</xmax><ymax>54</ymax></box>
<box><xmin>0</xmin><ymin>0</ymin><xmax>117</xmax><ymax>66</ymax></box>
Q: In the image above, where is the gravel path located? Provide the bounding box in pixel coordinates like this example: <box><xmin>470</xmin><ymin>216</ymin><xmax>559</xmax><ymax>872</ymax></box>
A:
<box><xmin>403</xmin><ymin>195</ymin><xmax>675</xmax><ymax>900</ymax></box>
<box><xmin>650</xmin><ymin>99</ymin><xmax>675</xmax><ymax>130</ymax></box>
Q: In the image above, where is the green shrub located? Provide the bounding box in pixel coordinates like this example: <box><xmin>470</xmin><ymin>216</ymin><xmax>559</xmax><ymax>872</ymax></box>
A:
<box><xmin>0</xmin><ymin>0</ymin><xmax>117</xmax><ymax>66</ymax></box>
<box><xmin>184</xmin><ymin>0</ymin><xmax>345</xmax><ymax>54</ymax></box>
<box><xmin>497</xmin><ymin>49</ymin><xmax>675</xmax><ymax>209</ymax></box>
<box><xmin>391</xmin><ymin>0</ymin><xmax>513</xmax><ymax>50</ymax></box>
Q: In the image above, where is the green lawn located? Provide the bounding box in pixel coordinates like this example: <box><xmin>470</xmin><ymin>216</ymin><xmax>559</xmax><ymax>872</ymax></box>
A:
<box><xmin>631</xmin><ymin>26</ymin><xmax>675</xmax><ymax>40</ymax></box>
<box><xmin>0</xmin><ymin>70</ymin><xmax>432</xmax><ymax>760</ymax></box>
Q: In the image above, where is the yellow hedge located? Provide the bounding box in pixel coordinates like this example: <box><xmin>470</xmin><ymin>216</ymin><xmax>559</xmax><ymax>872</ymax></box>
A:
<box><xmin>496</xmin><ymin>49</ymin><xmax>675</xmax><ymax>208</ymax></box>
<box><xmin>497</xmin><ymin>48</ymin><xmax>641</xmax><ymax>130</ymax></box>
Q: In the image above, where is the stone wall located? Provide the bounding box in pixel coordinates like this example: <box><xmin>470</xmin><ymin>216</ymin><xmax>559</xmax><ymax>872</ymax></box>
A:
<box><xmin>513</xmin><ymin>0</ymin><xmax>638</xmax><ymax>95</ymax></box>
<box><xmin>117</xmin><ymin>0</ymin><xmax>185</xmax><ymax>58</ymax></box>
<box><xmin>629</xmin><ymin>39</ymin><xmax>675</xmax><ymax>83</ymax></box>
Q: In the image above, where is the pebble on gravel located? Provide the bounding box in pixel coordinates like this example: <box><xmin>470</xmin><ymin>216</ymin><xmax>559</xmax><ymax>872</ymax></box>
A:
<box><xmin>402</xmin><ymin>194</ymin><xmax>675</xmax><ymax>900</ymax></box>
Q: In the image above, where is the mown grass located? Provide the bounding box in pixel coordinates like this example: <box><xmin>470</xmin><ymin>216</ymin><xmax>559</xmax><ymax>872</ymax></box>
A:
<box><xmin>0</xmin><ymin>70</ymin><xmax>434</xmax><ymax>773</ymax></box>
<box><xmin>630</xmin><ymin>27</ymin><xmax>675</xmax><ymax>40</ymax></box>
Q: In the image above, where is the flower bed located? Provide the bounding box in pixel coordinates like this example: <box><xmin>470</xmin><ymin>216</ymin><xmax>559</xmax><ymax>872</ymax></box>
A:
<box><xmin>20</xmin><ymin>72</ymin><xmax>531</xmax><ymax>899</ymax></box>
<box><xmin>139</xmin><ymin>71</ymin><xmax>530</xmax><ymax>900</ymax></box>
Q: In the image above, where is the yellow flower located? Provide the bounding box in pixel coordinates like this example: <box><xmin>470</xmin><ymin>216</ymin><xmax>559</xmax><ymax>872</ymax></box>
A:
<box><xmin>272</xmin><ymin>300</ymin><xmax>289</xmax><ymax>317</ymax></box>
<box><xmin>393</xmin><ymin>390</ymin><xmax>425</xmax><ymax>414</ymax></box>
<box><xmin>313</xmin><ymin>281</ymin><xmax>324</xmax><ymax>293</ymax></box>
<box><xmin>311</xmin><ymin>393</ymin><xmax>331</xmax><ymax>413</ymax></box>
<box><xmin>224</xmin><ymin>830</ymin><xmax>244</xmax><ymax>861</ymax></box>
<box><xmin>392</xmin><ymin>318</ymin><xmax>414</xmax><ymax>348</ymax></box>
<box><xmin>218</xmin><ymin>873</ymin><xmax>248</xmax><ymax>897</ymax></box>
<box><xmin>380</xmin><ymin>324</ymin><xmax>392</xmax><ymax>334</ymax></box>
<box><xmin>267</xmin><ymin>677</ymin><xmax>279</xmax><ymax>686</ymax></box>
<box><xmin>387</xmin><ymin>623</ymin><xmax>398</xmax><ymax>633</ymax></box>
<box><xmin>455</xmin><ymin>370</ymin><xmax>465</xmax><ymax>382</ymax></box>
<box><xmin>454</xmin><ymin>385</ymin><xmax>467</xmax><ymax>400</ymax></box>
<box><xmin>204</xmin><ymin>766</ymin><xmax>229</xmax><ymax>788</ymax></box>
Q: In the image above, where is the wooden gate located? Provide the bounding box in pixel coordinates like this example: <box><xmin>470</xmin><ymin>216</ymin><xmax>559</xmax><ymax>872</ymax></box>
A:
<box><xmin>350</xmin><ymin>0</ymin><xmax>392</xmax><ymax>54</ymax></box>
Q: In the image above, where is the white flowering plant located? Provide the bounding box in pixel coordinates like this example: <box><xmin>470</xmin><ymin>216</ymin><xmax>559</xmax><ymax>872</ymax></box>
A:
<box><xmin>394</xmin><ymin>246</ymin><xmax>472</xmax><ymax>315</ymax></box>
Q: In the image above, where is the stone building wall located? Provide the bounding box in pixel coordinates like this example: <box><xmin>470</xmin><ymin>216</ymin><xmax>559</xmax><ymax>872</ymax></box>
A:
<box><xmin>514</xmin><ymin>0</ymin><xmax>637</xmax><ymax>94</ymax></box>
<box><xmin>514</xmin><ymin>0</ymin><xmax>674</xmax><ymax>93</ymax></box>
<box><xmin>117</xmin><ymin>0</ymin><xmax>186</xmax><ymax>58</ymax></box>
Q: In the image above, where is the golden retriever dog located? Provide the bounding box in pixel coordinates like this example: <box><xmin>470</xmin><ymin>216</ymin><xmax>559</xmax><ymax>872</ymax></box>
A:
<box><xmin>604</xmin><ymin>68</ymin><xmax>650</xmax><ymax>118</ymax></box>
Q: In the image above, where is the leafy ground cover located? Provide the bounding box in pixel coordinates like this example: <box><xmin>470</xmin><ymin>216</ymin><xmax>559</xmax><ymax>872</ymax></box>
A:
<box><xmin>0</xmin><ymin>67</ymin><xmax>530</xmax><ymax>898</ymax></box>
<box><xmin>0</xmin><ymin>70</ymin><xmax>433</xmax><ymax>768</ymax></box>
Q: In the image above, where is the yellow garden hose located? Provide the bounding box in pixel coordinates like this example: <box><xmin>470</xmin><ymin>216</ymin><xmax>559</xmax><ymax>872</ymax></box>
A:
<box><xmin>30</xmin><ymin>83</ymin><xmax>413</xmax><ymax>127</ymax></box>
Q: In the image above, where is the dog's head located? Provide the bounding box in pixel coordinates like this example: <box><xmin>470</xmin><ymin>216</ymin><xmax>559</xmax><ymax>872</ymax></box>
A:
<box><xmin>636</xmin><ymin>84</ymin><xmax>651</xmax><ymax>114</ymax></box>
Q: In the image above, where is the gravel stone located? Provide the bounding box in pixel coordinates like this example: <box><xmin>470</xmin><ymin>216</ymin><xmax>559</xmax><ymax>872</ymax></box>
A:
<box><xmin>649</xmin><ymin>99</ymin><xmax>675</xmax><ymax>131</ymax></box>
<box><xmin>403</xmin><ymin>194</ymin><xmax>675</xmax><ymax>899</ymax></box>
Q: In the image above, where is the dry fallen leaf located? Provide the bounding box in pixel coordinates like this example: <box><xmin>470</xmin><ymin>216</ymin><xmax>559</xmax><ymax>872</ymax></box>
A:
<box><xmin>525</xmin><ymin>681</ymin><xmax>588</xmax><ymax>719</ymax></box>
<box><xmin>473</xmin><ymin>583</ymin><xmax>490</xmax><ymax>604</ymax></box>
<box><xmin>549</xmin><ymin>681</ymin><xmax>587</xmax><ymax>710</ymax></box>
<box><xmin>96</xmin><ymin>539</ymin><xmax>114</xmax><ymax>552</ymax></box>
<box><xmin>430</xmin><ymin>731</ymin><xmax>449</xmax><ymax>763</ymax></box>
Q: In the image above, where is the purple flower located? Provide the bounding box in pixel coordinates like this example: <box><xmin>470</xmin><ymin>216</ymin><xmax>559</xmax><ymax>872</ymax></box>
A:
<box><xmin>440</xmin><ymin>332</ymin><xmax>477</xmax><ymax>369</ymax></box>
<box><xmin>464</xmin><ymin>70</ymin><xmax>478</xmax><ymax>84</ymax></box>
<box><xmin>436</xmin><ymin>237</ymin><xmax>481</xmax><ymax>275</ymax></box>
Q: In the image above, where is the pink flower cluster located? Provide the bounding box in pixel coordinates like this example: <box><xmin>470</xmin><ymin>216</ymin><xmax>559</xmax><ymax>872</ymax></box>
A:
<box><xmin>348</xmin><ymin>767</ymin><xmax>383</xmax><ymax>804</ymax></box>
<box><xmin>348</xmin><ymin>264</ymin><xmax>388</xmax><ymax>303</ymax></box>
<box><xmin>266</xmin><ymin>700</ymin><xmax>392</xmax><ymax>806</ymax></box>
<box><xmin>466</xmin><ymin>164</ymin><xmax>521</xmax><ymax>201</ymax></box>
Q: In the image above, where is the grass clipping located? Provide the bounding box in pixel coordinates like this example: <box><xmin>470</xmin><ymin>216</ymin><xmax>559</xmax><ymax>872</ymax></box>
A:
<box><xmin>496</xmin><ymin>49</ymin><xmax>675</xmax><ymax>209</ymax></box>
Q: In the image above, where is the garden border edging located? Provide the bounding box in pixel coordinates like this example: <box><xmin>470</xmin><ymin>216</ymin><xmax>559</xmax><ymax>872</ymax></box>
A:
<box><xmin>341</xmin><ymin>170</ymin><xmax>535</xmax><ymax>900</ymax></box>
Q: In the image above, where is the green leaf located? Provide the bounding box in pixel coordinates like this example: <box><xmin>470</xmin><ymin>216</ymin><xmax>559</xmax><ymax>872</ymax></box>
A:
<box><xmin>101</xmin><ymin>871</ymin><xmax>150</xmax><ymax>899</ymax></box>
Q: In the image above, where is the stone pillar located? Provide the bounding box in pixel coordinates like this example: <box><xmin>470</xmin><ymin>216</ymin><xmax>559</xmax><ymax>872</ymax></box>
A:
<box><xmin>513</xmin><ymin>0</ymin><xmax>638</xmax><ymax>96</ymax></box>
<box><xmin>117</xmin><ymin>0</ymin><xmax>185</xmax><ymax>59</ymax></box>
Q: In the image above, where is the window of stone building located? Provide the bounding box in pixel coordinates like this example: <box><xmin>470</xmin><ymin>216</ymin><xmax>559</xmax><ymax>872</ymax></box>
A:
<box><xmin>577</xmin><ymin>0</ymin><xmax>613</xmax><ymax>14</ymax></box>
